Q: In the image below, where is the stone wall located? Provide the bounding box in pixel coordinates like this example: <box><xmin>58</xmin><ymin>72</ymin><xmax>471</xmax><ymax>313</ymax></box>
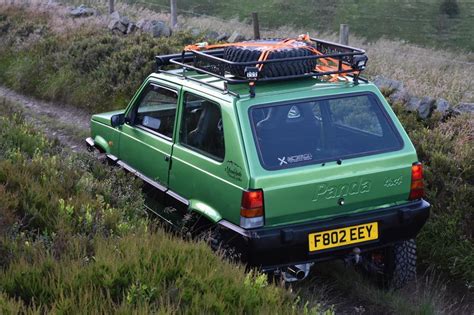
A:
<box><xmin>373</xmin><ymin>76</ymin><xmax>473</xmax><ymax>119</ymax></box>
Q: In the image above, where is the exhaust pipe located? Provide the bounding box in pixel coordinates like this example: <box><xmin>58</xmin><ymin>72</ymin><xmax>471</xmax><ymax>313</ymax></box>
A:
<box><xmin>286</xmin><ymin>265</ymin><xmax>305</xmax><ymax>280</ymax></box>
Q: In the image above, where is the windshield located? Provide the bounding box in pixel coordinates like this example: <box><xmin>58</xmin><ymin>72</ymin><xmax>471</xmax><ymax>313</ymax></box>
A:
<box><xmin>249</xmin><ymin>93</ymin><xmax>403</xmax><ymax>170</ymax></box>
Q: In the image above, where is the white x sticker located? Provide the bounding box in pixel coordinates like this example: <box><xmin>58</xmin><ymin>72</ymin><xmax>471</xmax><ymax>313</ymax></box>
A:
<box><xmin>278</xmin><ymin>156</ymin><xmax>288</xmax><ymax>166</ymax></box>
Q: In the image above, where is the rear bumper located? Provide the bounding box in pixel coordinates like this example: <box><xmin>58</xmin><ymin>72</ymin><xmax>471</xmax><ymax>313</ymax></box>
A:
<box><xmin>218</xmin><ymin>199</ymin><xmax>430</xmax><ymax>270</ymax></box>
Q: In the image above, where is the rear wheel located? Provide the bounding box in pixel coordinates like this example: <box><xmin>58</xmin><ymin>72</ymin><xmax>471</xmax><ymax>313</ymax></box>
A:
<box><xmin>363</xmin><ymin>239</ymin><xmax>417</xmax><ymax>289</ymax></box>
<box><xmin>386</xmin><ymin>239</ymin><xmax>417</xmax><ymax>289</ymax></box>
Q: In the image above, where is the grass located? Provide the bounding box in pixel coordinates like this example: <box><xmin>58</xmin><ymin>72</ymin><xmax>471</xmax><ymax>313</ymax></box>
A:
<box><xmin>61</xmin><ymin>0</ymin><xmax>474</xmax><ymax>51</ymax></box>
<box><xmin>2</xmin><ymin>1</ymin><xmax>473</xmax><ymax>107</ymax></box>
<box><xmin>0</xmin><ymin>0</ymin><xmax>472</xmax><ymax>301</ymax></box>
<box><xmin>0</xmin><ymin>99</ymin><xmax>330</xmax><ymax>314</ymax></box>
<box><xmin>82</xmin><ymin>0</ymin><xmax>474</xmax><ymax>105</ymax></box>
<box><xmin>295</xmin><ymin>261</ymin><xmax>469</xmax><ymax>314</ymax></box>
<box><xmin>0</xmin><ymin>5</ymin><xmax>202</xmax><ymax>113</ymax></box>
<box><xmin>1</xmin><ymin>232</ymin><xmax>315</xmax><ymax>313</ymax></box>
<box><xmin>390</xmin><ymin>101</ymin><xmax>474</xmax><ymax>288</ymax></box>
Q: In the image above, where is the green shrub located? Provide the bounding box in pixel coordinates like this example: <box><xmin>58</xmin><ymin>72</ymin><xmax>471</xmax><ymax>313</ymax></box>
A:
<box><xmin>0</xmin><ymin>232</ymin><xmax>326</xmax><ymax>314</ymax></box>
<box><xmin>392</xmin><ymin>105</ymin><xmax>474</xmax><ymax>286</ymax></box>
<box><xmin>0</xmin><ymin>106</ymin><xmax>146</xmax><ymax>239</ymax></box>
<box><xmin>0</xmin><ymin>8</ymin><xmax>197</xmax><ymax>113</ymax></box>
<box><xmin>0</xmin><ymin>103</ymin><xmax>327</xmax><ymax>313</ymax></box>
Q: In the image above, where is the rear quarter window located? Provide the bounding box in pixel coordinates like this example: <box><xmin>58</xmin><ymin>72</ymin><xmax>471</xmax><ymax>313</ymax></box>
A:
<box><xmin>328</xmin><ymin>96</ymin><xmax>383</xmax><ymax>136</ymax></box>
<box><xmin>249</xmin><ymin>93</ymin><xmax>403</xmax><ymax>170</ymax></box>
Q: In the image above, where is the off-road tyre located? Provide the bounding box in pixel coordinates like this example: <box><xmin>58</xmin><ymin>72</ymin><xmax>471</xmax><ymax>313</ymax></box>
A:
<box><xmin>385</xmin><ymin>239</ymin><xmax>417</xmax><ymax>289</ymax></box>
<box><xmin>222</xmin><ymin>39</ymin><xmax>317</xmax><ymax>78</ymax></box>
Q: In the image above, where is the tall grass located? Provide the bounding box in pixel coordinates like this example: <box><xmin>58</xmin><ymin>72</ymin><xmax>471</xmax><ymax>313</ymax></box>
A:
<box><xmin>114</xmin><ymin>0</ymin><xmax>474</xmax><ymax>51</ymax></box>
<box><xmin>0</xmin><ymin>5</ymin><xmax>200</xmax><ymax>113</ymax></box>
<box><xmin>0</xmin><ymin>99</ymin><xmax>329</xmax><ymax>314</ymax></box>
<box><xmin>391</xmin><ymin>102</ymin><xmax>474</xmax><ymax>287</ymax></box>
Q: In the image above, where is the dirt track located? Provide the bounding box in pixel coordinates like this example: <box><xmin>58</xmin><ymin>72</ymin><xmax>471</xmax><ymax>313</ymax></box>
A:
<box><xmin>0</xmin><ymin>85</ymin><xmax>90</xmax><ymax>151</ymax></box>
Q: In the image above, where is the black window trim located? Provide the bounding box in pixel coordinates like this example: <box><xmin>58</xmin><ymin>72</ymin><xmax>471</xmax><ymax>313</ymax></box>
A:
<box><xmin>248</xmin><ymin>91</ymin><xmax>405</xmax><ymax>171</ymax></box>
<box><xmin>130</xmin><ymin>83</ymin><xmax>179</xmax><ymax>142</ymax></box>
<box><xmin>178</xmin><ymin>91</ymin><xmax>226</xmax><ymax>163</ymax></box>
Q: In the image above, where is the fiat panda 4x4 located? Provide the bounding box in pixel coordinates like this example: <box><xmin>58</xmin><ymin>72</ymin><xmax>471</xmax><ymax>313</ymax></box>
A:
<box><xmin>86</xmin><ymin>36</ymin><xmax>430</xmax><ymax>287</ymax></box>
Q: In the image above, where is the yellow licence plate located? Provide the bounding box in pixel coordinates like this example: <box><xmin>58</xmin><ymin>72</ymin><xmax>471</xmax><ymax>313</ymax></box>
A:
<box><xmin>308</xmin><ymin>222</ymin><xmax>378</xmax><ymax>252</ymax></box>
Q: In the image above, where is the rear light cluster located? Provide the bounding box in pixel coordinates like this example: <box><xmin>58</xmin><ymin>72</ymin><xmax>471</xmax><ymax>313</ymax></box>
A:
<box><xmin>409</xmin><ymin>162</ymin><xmax>424</xmax><ymax>200</ymax></box>
<box><xmin>240</xmin><ymin>189</ymin><xmax>264</xmax><ymax>229</ymax></box>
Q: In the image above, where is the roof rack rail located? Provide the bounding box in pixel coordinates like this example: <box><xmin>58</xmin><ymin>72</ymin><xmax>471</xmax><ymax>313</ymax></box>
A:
<box><xmin>155</xmin><ymin>37</ymin><xmax>368</xmax><ymax>97</ymax></box>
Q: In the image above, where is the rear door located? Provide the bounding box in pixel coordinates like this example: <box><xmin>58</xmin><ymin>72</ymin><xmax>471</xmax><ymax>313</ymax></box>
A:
<box><xmin>118</xmin><ymin>82</ymin><xmax>180</xmax><ymax>189</ymax></box>
<box><xmin>247</xmin><ymin>92</ymin><xmax>417</xmax><ymax>226</ymax></box>
<box><xmin>168</xmin><ymin>90</ymin><xmax>248</xmax><ymax>225</ymax></box>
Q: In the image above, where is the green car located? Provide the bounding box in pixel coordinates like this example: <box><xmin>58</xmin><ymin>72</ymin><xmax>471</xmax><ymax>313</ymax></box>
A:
<box><xmin>86</xmin><ymin>37</ymin><xmax>430</xmax><ymax>287</ymax></box>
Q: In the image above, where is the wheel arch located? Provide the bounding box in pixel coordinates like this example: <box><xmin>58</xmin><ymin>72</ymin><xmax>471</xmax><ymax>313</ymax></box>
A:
<box><xmin>93</xmin><ymin>135</ymin><xmax>110</xmax><ymax>153</ymax></box>
<box><xmin>188</xmin><ymin>199</ymin><xmax>223</xmax><ymax>224</ymax></box>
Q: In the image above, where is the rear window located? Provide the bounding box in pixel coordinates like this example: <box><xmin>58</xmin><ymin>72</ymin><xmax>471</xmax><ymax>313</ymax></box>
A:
<box><xmin>249</xmin><ymin>93</ymin><xmax>403</xmax><ymax>170</ymax></box>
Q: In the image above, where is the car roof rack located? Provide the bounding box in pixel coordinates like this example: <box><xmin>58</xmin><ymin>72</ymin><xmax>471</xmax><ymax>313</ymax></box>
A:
<box><xmin>155</xmin><ymin>36</ymin><xmax>368</xmax><ymax>98</ymax></box>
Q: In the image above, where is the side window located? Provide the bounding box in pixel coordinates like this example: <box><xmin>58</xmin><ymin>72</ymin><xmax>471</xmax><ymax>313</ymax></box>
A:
<box><xmin>180</xmin><ymin>93</ymin><xmax>225</xmax><ymax>161</ymax></box>
<box><xmin>134</xmin><ymin>84</ymin><xmax>178</xmax><ymax>139</ymax></box>
<box><xmin>328</xmin><ymin>95</ymin><xmax>383</xmax><ymax>136</ymax></box>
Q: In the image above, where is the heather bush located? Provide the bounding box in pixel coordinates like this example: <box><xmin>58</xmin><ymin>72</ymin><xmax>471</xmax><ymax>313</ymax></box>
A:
<box><xmin>0</xmin><ymin>232</ymin><xmax>326</xmax><ymax>314</ymax></box>
<box><xmin>392</xmin><ymin>105</ymin><xmax>474</xmax><ymax>286</ymax></box>
<box><xmin>0</xmin><ymin>102</ymin><xmax>327</xmax><ymax>313</ymax></box>
<box><xmin>0</xmin><ymin>108</ymin><xmax>146</xmax><ymax>238</ymax></box>
<box><xmin>0</xmin><ymin>7</ymin><xmax>197</xmax><ymax>112</ymax></box>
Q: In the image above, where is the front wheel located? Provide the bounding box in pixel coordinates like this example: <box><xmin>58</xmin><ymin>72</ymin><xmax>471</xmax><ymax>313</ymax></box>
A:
<box><xmin>363</xmin><ymin>239</ymin><xmax>417</xmax><ymax>289</ymax></box>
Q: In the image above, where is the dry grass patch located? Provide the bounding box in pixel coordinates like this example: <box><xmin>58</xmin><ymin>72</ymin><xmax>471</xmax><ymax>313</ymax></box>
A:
<box><xmin>114</xmin><ymin>0</ymin><xmax>474</xmax><ymax>105</ymax></box>
<box><xmin>3</xmin><ymin>0</ymin><xmax>473</xmax><ymax>105</ymax></box>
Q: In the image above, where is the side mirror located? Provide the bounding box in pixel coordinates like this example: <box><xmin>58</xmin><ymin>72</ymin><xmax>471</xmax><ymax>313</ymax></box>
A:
<box><xmin>111</xmin><ymin>114</ymin><xmax>125</xmax><ymax>128</ymax></box>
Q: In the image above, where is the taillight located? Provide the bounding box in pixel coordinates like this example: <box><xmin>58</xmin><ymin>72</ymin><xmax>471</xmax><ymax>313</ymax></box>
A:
<box><xmin>409</xmin><ymin>162</ymin><xmax>424</xmax><ymax>200</ymax></box>
<box><xmin>240</xmin><ymin>189</ymin><xmax>264</xmax><ymax>228</ymax></box>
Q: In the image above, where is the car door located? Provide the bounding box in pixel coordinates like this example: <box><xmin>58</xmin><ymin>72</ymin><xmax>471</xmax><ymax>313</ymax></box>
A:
<box><xmin>118</xmin><ymin>81</ymin><xmax>180</xmax><ymax>190</ymax></box>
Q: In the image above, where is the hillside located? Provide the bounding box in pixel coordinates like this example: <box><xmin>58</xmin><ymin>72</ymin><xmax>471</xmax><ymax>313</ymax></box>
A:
<box><xmin>56</xmin><ymin>0</ymin><xmax>474</xmax><ymax>106</ymax></box>
<box><xmin>0</xmin><ymin>1</ymin><xmax>472</xmax><ymax>313</ymax></box>
<box><xmin>120</xmin><ymin>0</ymin><xmax>474</xmax><ymax>51</ymax></box>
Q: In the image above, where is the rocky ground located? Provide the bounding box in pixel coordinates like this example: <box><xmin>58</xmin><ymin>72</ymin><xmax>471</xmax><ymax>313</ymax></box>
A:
<box><xmin>69</xmin><ymin>3</ymin><xmax>243</xmax><ymax>42</ymax></box>
<box><xmin>373</xmin><ymin>76</ymin><xmax>473</xmax><ymax>119</ymax></box>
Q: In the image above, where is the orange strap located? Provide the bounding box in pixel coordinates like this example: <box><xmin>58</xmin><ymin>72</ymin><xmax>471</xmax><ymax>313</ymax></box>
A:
<box><xmin>184</xmin><ymin>34</ymin><xmax>356</xmax><ymax>79</ymax></box>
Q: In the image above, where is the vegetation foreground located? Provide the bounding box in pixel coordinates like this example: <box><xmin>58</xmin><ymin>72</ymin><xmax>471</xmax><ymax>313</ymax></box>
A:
<box><xmin>0</xmin><ymin>101</ymin><xmax>327</xmax><ymax>313</ymax></box>
<box><xmin>0</xmin><ymin>3</ymin><xmax>472</xmax><ymax>313</ymax></box>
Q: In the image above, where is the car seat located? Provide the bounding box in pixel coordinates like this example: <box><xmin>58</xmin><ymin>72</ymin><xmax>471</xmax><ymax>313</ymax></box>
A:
<box><xmin>256</xmin><ymin>104</ymin><xmax>320</xmax><ymax>167</ymax></box>
<box><xmin>188</xmin><ymin>102</ymin><xmax>224</xmax><ymax>157</ymax></box>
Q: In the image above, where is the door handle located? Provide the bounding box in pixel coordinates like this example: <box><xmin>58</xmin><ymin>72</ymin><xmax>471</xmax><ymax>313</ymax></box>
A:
<box><xmin>164</xmin><ymin>155</ymin><xmax>170</xmax><ymax>162</ymax></box>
